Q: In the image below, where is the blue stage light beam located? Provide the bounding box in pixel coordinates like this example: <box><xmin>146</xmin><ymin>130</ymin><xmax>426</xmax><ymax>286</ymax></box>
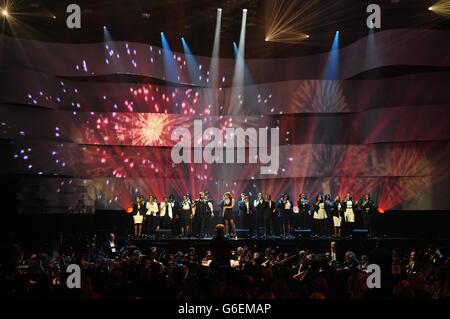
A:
<box><xmin>161</xmin><ymin>32</ymin><xmax>178</xmax><ymax>82</ymax></box>
<box><xmin>366</xmin><ymin>26</ymin><xmax>379</xmax><ymax>67</ymax></box>
<box><xmin>233</xmin><ymin>42</ymin><xmax>239</xmax><ymax>57</ymax></box>
<box><xmin>103</xmin><ymin>26</ymin><xmax>125</xmax><ymax>72</ymax></box>
<box><xmin>181</xmin><ymin>37</ymin><xmax>201</xmax><ymax>85</ymax></box>
<box><xmin>103</xmin><ymin>26</ymin><xmax>112</xmax><ymax>43</ymax></box>
<box><xmin>324</xmin><ymin>31</ymin><xmax>340</xmax><ymax>80</ymax></box>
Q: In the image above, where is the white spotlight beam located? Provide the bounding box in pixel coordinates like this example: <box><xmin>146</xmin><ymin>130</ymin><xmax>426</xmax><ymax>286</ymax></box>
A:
<box><xmin>229</xmin><ymin>9</ymin><xmax>248</xmax><ymax>115</ymax></box>
<box><xmin>209</xmin><ymin>8</ymin><xmax>222</xmax><ymax>88</ymax></box>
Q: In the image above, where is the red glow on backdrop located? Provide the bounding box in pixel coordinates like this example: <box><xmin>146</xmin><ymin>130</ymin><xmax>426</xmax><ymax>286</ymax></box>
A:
<box><xmin>375</xmin><ymin>143</ymin><xmax>448</xmax><ymax>210</ymax></box>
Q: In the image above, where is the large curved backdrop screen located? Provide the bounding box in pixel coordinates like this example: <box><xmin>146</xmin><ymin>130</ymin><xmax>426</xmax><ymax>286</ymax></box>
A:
<box><xmin>1</xmin><ymin>29</ymin><xmax>449</xmax><ymax>212</ymax></box>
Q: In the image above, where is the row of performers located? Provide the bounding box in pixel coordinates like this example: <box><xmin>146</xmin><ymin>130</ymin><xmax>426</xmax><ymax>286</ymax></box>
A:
<box><xmin>131</xmin><ymin>192</ymin><xmax>377</xmax><ymax>238</ymax></box>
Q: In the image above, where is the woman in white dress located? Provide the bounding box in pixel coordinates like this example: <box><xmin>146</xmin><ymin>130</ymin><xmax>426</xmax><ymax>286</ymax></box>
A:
<box><xmin>332</xmin><ymin>195</ymin><xmax>343</xmax><ymax>238</ymax></box>
<box><xmin>313</xmin><ymin>194</ymin><xmax>327</xmax><ymax>237</ymax></box>
<box><xmin>160</xmin><ymin>196</ymin><xmax>175</xmax><ymax>230</ymax></box>
<box><xmin>132</xmin><ymin>196</ymin><xmax>144</xmax><ymax>237</ymax></box>
<box><xmin>343</xmin><ymin>193</ymin><xmax>356</xmax><ymax>236</ymax></box>
<box><xmin>145</xmin><ymin>195</ymin><xmax>159</xmax><ymax>237</ymax></box>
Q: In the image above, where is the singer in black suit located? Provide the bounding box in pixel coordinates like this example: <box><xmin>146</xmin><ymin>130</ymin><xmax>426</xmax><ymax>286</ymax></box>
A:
<box><xmin>239</xmin><ymin>195</ymin><xmax>255</xmax><ymax>237</ymax></box>
<box><xmin>263</xmin><ymin>194</ymin><xmax>276</xmax><ymax>237</ymax></box>
<box><xmin>297</xmin><ymin>193</ymin><xmax>311</xmax><ymax>230</ymax></box>
<box><xmin>360</xmin><ymin>193</ymin><xmax>376</xmax><ymax>237</ymax></box>
<box><xmin>193</xmin><ymin>192</ymin><xmax>212</xmax><ymax>238</ymax></box>
<box><xmin>253</xmin><ymin>193</ymin><xmax>265</xmax><ymax>238</ymax></box>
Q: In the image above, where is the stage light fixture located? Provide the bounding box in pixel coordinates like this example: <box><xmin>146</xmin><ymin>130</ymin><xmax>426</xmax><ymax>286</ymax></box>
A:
<box><xmin>1</xmin><ymin>9</ymin><xmax>8</xmax><ymax>17</ymax></box>
<box><xmin>265</xmin><ymin>0</ymin><xmax>343</xmax><ymax>44</ymax></box>
<box><xmin>429</xmin><ymin>1</ymin><xmax>450</xmax><ymax>17</ymax></box>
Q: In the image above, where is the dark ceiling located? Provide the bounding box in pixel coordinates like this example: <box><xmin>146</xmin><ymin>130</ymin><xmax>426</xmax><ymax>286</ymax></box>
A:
<box><xmin>1</xmin><ymin>0</ymin><xmax>448</xmax><ymax>58</ymax></box>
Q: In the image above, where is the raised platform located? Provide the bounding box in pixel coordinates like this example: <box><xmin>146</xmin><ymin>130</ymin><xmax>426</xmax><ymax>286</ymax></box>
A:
<box><xmin>126</xmin><ymin>236</ymin><xmax>450</xmax><ymax>255</ymax></box>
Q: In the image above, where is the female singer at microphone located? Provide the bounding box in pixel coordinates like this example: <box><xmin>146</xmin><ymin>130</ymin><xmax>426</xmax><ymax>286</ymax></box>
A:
<box><xmin>132</xmin><ymin>196</ymin><xmax>145</xmax><ymax>237</ymax></box>
<box><xmin>160</xmin><ymin>196</ymin><xmax>175</xmax><ymax>230</ymax></box>
<box><xmin>297</xmin><ymin>193</ymin><xmax>311</xmax><ymax>230</ymax></box>
<box><xmin>361</xmin><ymin>193</ymin><xmax>376</xmax><ymax>237</ymax></box>
<box><xmin>180</xmin><ymin>195</ymin><xmax>193</xmax><ymax>238</ymax></box>
<box><xmin>324</xmin><ymin>194</ymin><xmax>334</xmax><ymax>237</ymax></box>
<box><xmin>145</xmin><ymin>195</ymin><xmax>159</xmax><ymax>238</ymax></box>
<box><xmin>343</xmin><ymin>193</ymin><xmax>356</xmax><ymax>237</ymax></box>
<box><xmin>313</xmin><ymin>194</ymin><xmax>327</xmax><ymax>237</ymax></box>
<box><xmin>254</xmin><ymin>193</ymin><xmax>265</xmax><ymax>238</ymax></box>
<box><xmin>220</xmin><ymin>192</ymin><xmax>236</xmax><ymax>238</ymax></box>
<box><xmin>332</xmin><ymin>195</ymin><xmax>343</xmax><ymax>238</ymax></box>
<box><xmin>278</xmin><ymin>194</ymin><xmax>293</xmax><ymax>238</ymax></box>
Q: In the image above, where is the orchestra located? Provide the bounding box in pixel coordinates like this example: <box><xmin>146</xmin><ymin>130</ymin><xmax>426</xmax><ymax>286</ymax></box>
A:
<box><xmin>128</xmin><ymin>190</ymin><xmax>379</xmax><ymax>239</ymax></box>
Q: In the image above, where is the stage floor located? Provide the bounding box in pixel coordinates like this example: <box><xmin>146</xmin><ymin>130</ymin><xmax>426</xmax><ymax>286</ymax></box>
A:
<box><xmin>126</xmin><ymin>236</ymin><xmax>450</xmax><ymax>254</ymax></box>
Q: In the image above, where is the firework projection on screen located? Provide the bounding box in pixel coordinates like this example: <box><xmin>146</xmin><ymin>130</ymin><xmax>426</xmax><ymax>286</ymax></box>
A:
<box><xmin>7</xmin><ymin>136</ymin><xmax>449</xmax><ymax>211</ymax></box>
<box><xmin>292</xmin><ymin>81</ymin><xmax>349</xmax><ymax>113</ymax></box>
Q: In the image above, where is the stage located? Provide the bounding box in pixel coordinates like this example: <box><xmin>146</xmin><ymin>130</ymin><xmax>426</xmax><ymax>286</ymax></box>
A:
<box><xmin>125</xmin><ymin>236</ymin><xmax>450</xmax><ymax>254</ymax></box>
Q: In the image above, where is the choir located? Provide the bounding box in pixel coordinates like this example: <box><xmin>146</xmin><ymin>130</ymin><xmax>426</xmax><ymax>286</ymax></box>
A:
<box><xmin>131</xmin><ymin>191</ymin><xmax>378</xmax><ymax>239</ymax></box>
